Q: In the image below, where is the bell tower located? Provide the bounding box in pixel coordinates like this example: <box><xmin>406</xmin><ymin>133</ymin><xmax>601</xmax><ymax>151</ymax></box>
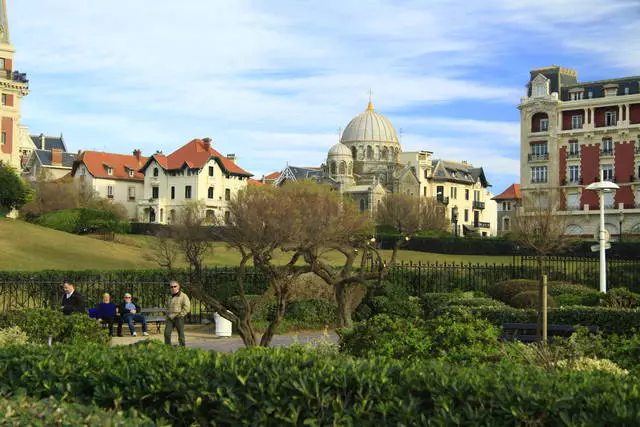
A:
<box><xmin>0</xmin><ymin>0</ymin><xmax>28</xmax><ymax>169</ymax></box>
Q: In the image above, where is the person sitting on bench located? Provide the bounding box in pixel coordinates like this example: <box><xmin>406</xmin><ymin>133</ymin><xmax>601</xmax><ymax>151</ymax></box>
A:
<box><xmin>94</xmin><ymin>293</ymin><xmax>118</xmax><ymax>337</ymax></box>
<box><xmin>117</xmin><ymin>293</ymin><xmax>149</xmax><ymax>337</ymax></box>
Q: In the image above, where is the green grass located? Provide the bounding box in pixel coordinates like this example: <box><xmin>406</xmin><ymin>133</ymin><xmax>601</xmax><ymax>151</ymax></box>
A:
<box><xmin>0</xmin><ymin>219</ymin><xmax>513</xmax><ymax>271</ymax></box>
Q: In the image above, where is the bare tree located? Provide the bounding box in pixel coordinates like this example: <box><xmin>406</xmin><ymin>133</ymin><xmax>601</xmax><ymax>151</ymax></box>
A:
<box><xmin>146</xmin><ymin>228</ymin><xmax>181</xmax><ymax>270</ymax></box>
<box><xmin>511</xmin><ymin>189</ymin><xmax>571</xmax><ymax>339</ymax></box>
<box><xmin>377</xmin><ymin>194</ymin><xmax>448</xmax><ymax>265</ymax></box>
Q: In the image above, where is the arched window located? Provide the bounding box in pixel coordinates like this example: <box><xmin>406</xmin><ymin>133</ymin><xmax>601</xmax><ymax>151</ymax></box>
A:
<box><xmin>565</xmin><ymin>224</ymin><xmax>584</xmax><ymax>235</ymax></box>
<box><xmin>366</xmin><ymin>146</ymin><xmax>373</xmax><ymax>160</ymax></box>
<box><xmin>360</xmin><ymin>198</ymin><xmax>366</xmax><ymax>212</ymax></box>
<box><xmin>351</xmin><ymin>146</ymin><xmax>357</xmax><ymax>160</ymax></box>
<box><xmin>503</xmin><ymin>217</ymin><xmax>511</xmax><ymax>231</ymax></box>
<box><xmin>153</xmin><ymin>167</ymin><xmax>159</xmax><ymax>177</ymax></box>
<box><xmin>347</xmin><ymin>162</ymin><xmax>353</xmax><ymax>175</ymax></box>
<box><xmin>330</xmin><ymin>161</ymin><xmax>337</xmax><ymax>175</ymax></box>
<box><xmin>381</xmin><ymin>146</ymin><xmax>389</xmax><ymax>160</ymax></box>
<box><xmin>339</xmin><ymin>161</ymin><xmax>346</xmax><ymax>175</ymax></box>
<box><xmin>531</xmin><ymin>112</ymin><xmax>549</xmax><ymax>132</ymax></box>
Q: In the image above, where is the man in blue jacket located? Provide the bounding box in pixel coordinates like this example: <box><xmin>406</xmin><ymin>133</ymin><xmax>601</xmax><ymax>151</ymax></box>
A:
<box><xmin>117</xmin><ymin>293</ymin><xmax>149</xmax><ymax>337</ymax></box>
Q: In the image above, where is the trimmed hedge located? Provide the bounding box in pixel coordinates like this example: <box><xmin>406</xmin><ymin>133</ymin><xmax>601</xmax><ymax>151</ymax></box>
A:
<box><xmin>510</xmin><ymin>290</ymin><xmax>557</xmax><ymax>309</ymax></box>
<box><xmin>435</xmin><ymin>305</ymin><xmax>640</xmax><ymax>336</ymax></box>
<box><xmin>0</xmin><ymin>395</ymin><xmax>154</xmax><ymax>426</ymax></box>
<box><xmin>1</xmin><ymin>343</ymin><xmax>640</xmax><ymax>425</ymax></box>
<box><xmin>36</xmin><ymin>208</ymin><xmax>130</xmax><ymax>234</ymax></box>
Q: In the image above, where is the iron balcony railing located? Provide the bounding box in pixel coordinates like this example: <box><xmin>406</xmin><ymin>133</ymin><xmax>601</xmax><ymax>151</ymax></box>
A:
<box><xmin>472</xmin><ymin>201</ymin><xmax>485</xmax><ymax>210</ymax></box>
<box><xmin>474</xmin><ymin>221</ymin><xmax>490</xmax><ymax>229</ymax></box>
<box><xmin>567</xmin><ymin>151</ymin><xmax>580</xmax><ymax>158</ymax></box>
<box><xmin>436</xmin><ymin>194</ymin><xmax>449</xmax><ymax>204</ymax></box>
<box><xmin>528</xmin><ymin>153</ymin><xmax>549</xmax><ymax>161</ymax></box>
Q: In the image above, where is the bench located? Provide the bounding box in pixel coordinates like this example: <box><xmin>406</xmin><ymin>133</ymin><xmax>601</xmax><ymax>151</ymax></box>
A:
<box><xmin>500</xmin><ymin>323</ymin><xmax>599</xmax><ymax>343</ymax></box>
<box><xmin>141</xmin><ymin>307</ymin><xmax>167</xmax><ymax>334</ymax></box>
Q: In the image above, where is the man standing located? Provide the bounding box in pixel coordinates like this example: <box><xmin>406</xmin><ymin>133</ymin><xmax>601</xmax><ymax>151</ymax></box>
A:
<box><xmin>164</xmin><ymin>281</ymin><xmax>191</xmax><ymax>346</ymax></box>
<box><xmin>61</xmin><ymin>282</ymin><xmax>84</xmax><ymax>315</ymax></box>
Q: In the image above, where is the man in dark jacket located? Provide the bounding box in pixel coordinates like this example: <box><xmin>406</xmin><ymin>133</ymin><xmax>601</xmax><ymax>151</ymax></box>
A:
<box><xmin>61</xmin><ymin>282</ymin><xmax>84</xmax><ymax>315</ymax></box>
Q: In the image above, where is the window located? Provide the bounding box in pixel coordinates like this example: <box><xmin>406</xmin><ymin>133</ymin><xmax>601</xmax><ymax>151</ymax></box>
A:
<box><xmin>568</xmin><ymin>141</ymin><xmax>579</xmax><ymax>156</ymax></box>
<box><xmin>107</xmin><ymin>186</ymin><xmax>114</xmax><ymax>199</ymax></box>
<box><xmin>530</xmin><ymin>142</ymin><xmax>548</xmax><ymax>159</ymax></box>
<box><xmin>107</xmin><ymin>167</ymin><xmax>113</xmax><ymax>176</ymax></box>
<box><xmin>571</xmin><ymin>115</ymin><xmax>583</xmax><ymax>129</ymax></box>
<box><xmin>224</xmin><ymin>211</ymin><xmax>231</xmax><ymax>224</ymax></box>
<box><xmin>208</xmin><ymin>187</ymin><xmax>214</xmax><ymax>199</ymax></box>
<box><xmin>602</xmin><ymin>138</ymin><xmax>613</xmax><ymax>155</ymax></box>
<box><xmin>503</xmin><ymin>217</ymin><xmax>510</xmax><ymax>231</ymax></box>
<box><xmin>604</xmin><ymin>192</ymin><xmax>615</xmax><ymax>208</ymax></box>
<box><xmin>170</xmin><ymin>186</ymin><xmax>175</xmax><ymax>199</ymax></box>
<box><xmin>539</xmin><ymin>118</ymin><xmax>549</xmax><ymax>132</ymax></box>
<box><xmin>531</xmin><ymin>166</ymin><xmax>548</xmax><ymax>183</ymax></box>
<box><xmin>605</xmin><ymin>111</ymin><xmax>617</xmax><ymax>127</ymax></box>
<box><xmin>423</xmin><ymin>187</ymin><xmax>427</xmax><ymax>197</ymax></box>
<box><xmin>567</xmin><ymin>193</ymin><xmax>580</xmax><ymax>210</ymax></box>
<box><xmin>185</xmin><ymin>185</ymin><xmax>192</xmax><ymax>199</ymax></box>
<box><xmin>152</xmin><ymin>186</ymin><xmax>159</xmax><ymax>199</ymax></box>
<box><xmin>587</xmin><ymin>91</ymin><xmax>593</xmax><ymax>99</ymax></box>
<box><xmin>153</xmin><ymin>167</ymin><xmax>159</xmax><ymax>177</ymax></box>
<box><xmin>533</xmin><ymin>83</ymin><xmax>546</xmax><ymax>97</ymax></box>
<box><xmin>450</xmin><ymin>186</ymin><xmax>457</xmax><ymax>199</ymax></box>
<box><xmin>209</xmin><ymin>166</ymin><xmax>214</xmax><ymax>177</ymax></box>
<box><xmin>465</xmin><ymin>189</ymin><xmax>469</xmax><ymax>200</ymax></box>
<box><xmin>423</xmin><ymin>169</ymin><xmax>428</xmax><ymax>179</ymax></box>
<box><xmin>1</xmin><ymin>94</ymin><xmax>6</xmax><ymax>105</ymax></box>
<box><xmin>0</xmin><ymin>58</ymin><xmax>4</xmax><ymax>70</ymax></box>
<box><xmin>128</xmin><ymin>186</ymin><xmax>135</xmax><ymax>201</ymax></box>
<box><xmin>225</xmin><ymin>188</ymin><xmax>231</xmax><ymax>201</ymax></box>
<box><xmin>570</xmin><ymin>91</ymin><xmax>583</xmax><ymax>101</ymax></box>
<box><xmin>464</xmin><ymin>209</ymin><xmax>469</xmax><ymax>222</ymax></box>
<box><xmin>602</xmin><ymin>164</ymin><xmax>614</xmax><ymax>181</ymax></box>
<box><xmin>128</xmin><ymin>169</ymin><xmax>134</xmax><ymax>178</ymax></box>
<box><xmin>625</xmin><ymin>87</ymin><xmax>630</xmax><ymax>95</ymax></box>
<box><xmin>568</xmin><ymin>165</ymin><xmax>580</xmax><ymax>184</ymax></box>
<box><xmin>1</xmin><ymin>132</ymin><xmax>5</xmax><ymax>145</ymax></box>
<box><xmin>604</xmin><ymin>87</ymin><xmax>617</xmax><ymax>97</ymax></box>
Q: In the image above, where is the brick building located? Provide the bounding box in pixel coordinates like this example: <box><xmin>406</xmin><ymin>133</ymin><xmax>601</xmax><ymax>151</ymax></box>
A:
<box><xmin>519</xmin><ymin>66</ymin><xmax>640</xmax><ymax>238</ymax></box>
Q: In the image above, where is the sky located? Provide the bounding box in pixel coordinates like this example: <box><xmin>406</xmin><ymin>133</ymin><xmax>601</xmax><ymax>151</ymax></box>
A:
<box><xmin>8</xmin><ymin>0</ymin><xmax>640</xmax><ymax>193</ymax></box>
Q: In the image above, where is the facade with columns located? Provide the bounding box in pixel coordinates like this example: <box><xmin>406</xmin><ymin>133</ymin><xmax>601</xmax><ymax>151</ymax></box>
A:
<box><xmin>519</xmin><ymin>65</ymin><xmax>640</xmax><ymax>239</ymax></box>
<box><xmin>0</xmin><ymin>0</ymin><xmax>29</xmax><ymax>170</ymax></box>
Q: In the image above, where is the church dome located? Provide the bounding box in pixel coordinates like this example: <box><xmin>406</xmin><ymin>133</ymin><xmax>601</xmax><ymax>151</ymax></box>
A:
<box><xmin>340</xmin><ymin>101</ymin><xmax>399</xmax><ymax>145</ymax></box>
<box><xmin>328</xmin><ymin>142</ymin><xmax>352</xmax><ymax>157</ymax></box>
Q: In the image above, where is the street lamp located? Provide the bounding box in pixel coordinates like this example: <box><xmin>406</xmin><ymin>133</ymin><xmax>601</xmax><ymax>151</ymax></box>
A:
<box><xmin>585</xmin><ymin>170</ymin><xmax>619</xmax><ymax>293</ymax></box>
<box><xmin>619</xmin><ymin>208</ymin><xmax>624</xmax><ymax>243</ymax></box>
<box><xmin>451</xmin><ymin>206</ymin><xmax>459</xmax><ymax>237</ymax></box>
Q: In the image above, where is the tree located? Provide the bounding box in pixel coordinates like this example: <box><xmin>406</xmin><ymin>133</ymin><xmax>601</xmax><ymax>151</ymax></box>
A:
<box><xmin>511</xmin><ymin>189</ymin><xmax>570</xmax><ymax>339</ymax></box>
<box><xmin>377</xmin><ymin>194</ymin><xmax>449</xmax><ymax>265</ymax></box>
<box><xmin>0</xmin><ymin>161</ymin><xmax>32</xmax><ymax>213</ymax></box>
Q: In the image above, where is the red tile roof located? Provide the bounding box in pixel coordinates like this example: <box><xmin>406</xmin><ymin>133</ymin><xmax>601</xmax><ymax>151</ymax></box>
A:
<box><xmin>264</xmin><ymin>171</ymin><xmax>281</xmax><ymax>180</ymax></box>
<box><xmin>492</xmin><ymin>184</ymin><xmax>521</xmax><ymax>200</ymax></box>
<box><xmin>247</xmin><ymin>178</ymin><xmax>266</xmax><ymax>187</ymax></box>
<box><xmin>140</xmin><ymin>139</ymin><xmax>252</xmax><ymax>177</ymax></box>
<box><xmin>72</xmin><ymin>151</ymin><xmax>147</xmax><ymax>181</ymax></box>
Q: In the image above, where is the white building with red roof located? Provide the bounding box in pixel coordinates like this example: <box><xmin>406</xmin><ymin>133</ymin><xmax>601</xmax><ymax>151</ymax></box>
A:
<box><xmin>71</xmin><ymin>149</ymin><xmax>147</xmax><ymax>220</ymax></box>
<box><xmin>137</xmin><ymin>137</ymin><xmax>252</xmax><ymax>224</ymax></box>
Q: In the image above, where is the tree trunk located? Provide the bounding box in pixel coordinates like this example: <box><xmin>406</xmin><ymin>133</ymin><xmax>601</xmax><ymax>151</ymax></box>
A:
<box><xmin>335</xmin><ymin>283</ymin><xmax>352</xmax><ymax>328</ymax></box>
<box><xmin>259</xmin><ymin>279</ymin><xmax>289</xmax><ymax>347</ymax></box>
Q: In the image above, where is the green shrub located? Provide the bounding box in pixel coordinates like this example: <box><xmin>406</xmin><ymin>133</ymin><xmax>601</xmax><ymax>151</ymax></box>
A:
<box><xmin>285</xmin><ymin>299</ymin><xmax>336</xmax><ymax>324</ymax></box>
<box><xmin>600</xmin><ymin>287</ymin><xmax>639</xmax><ymax>309</ymax></box>
<box><xmin>488</xmin><ymin>279</ymin><xmax>538</xmax><ymax>303</ymax></box>
<box><xmin>356</xmin><ymin>281</ymin><xmax>420</xmax><ymax>320</ymax></box>
<box><xmin>421</xmin><ymin>293</ymin><xmax>504</xmax><ymax>319</ymax></box>
<box><xmin>0</xmin><ymin>326</ymin><xmax>28</xmax><ymax>346</ymax></box>
<box><xmin>3</xmin><ymin>343</ymin><xmax>640</xmax><ymax>425</ymax></box>
<box><xmin>0</xmin><ymin>394</ymin><xmax>155</xmax><ymax>426</ymax></box>
<box><xmin>339</xmin><ymin>311</ymin><xmax>500</xmax><ymax>363</ymax></box>
<box><xmin>35</xmin><ymin>208</ymin><xmax>129</xmax><ymax>235</ymax></box>
<box><xmin>0</xmin><ymin>308</ymin><xmax>109</xmax><ymax>345</ymax></box>
<box><xmin>510</xmin><ymin>290</ymin><xmax>557</xmax><ymax>309</ymax></box>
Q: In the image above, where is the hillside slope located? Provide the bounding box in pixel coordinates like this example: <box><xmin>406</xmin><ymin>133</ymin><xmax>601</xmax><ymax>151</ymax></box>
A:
<box><xmin>0</xmin><ymin>219</ymin><xmax>157</xmax><ymax>271</ymax></box>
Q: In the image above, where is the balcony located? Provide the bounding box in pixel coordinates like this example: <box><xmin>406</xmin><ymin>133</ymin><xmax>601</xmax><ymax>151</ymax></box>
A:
<box><xmin>531</xmin><ymin>178</ymin><xmax>548</xmax><ymax>184</ymax></box>
<box><xmin>474</xmin><ymin>221</ymin><xmax>490</xmax><ymax>229</ymax></box>
<box><xmin>600</xmin><ymin>149</ymin><xmax>614</xmax><ymax>157</ymax></box>
<box><xmin>436</xmin><ymin>194</ymin><xmax>449</xmax><ymax>204</ymax></box>
<box><xmin>562</xmin><ymin>177</ymin><xmax>582</xmax><ymax>186</ymax></box>
<box><xmin>567</xmin><ymin>151</ymin><xmax>580</xmax><ymax>159</ymax></box>
<box><xmin>0</xmin><ymin>70</ymin><xmax>29</xmax><ymax>85</ymax></box>
<box><xmin>528</xmin><ymin>153</ymin><xmax>549</xmax><ymax>162</ymax></box>
<box><xmin>472</xmin><ymin>201</ymin><xmax>485</xmax><ymax>210</ymax></box>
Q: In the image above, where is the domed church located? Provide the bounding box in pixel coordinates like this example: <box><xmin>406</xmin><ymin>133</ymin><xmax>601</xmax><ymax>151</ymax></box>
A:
<box><xmin>271</xmin><ymin>100</ymin><xmax>497</xmax><ymax>236</ymax></box>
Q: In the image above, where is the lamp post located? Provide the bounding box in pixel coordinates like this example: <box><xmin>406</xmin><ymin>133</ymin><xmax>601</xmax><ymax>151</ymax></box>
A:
<box><xmin>619</xmin><ymin>208</ymin><xmax>624</xmax><ymax>243</ymax></box>
<box><xmin>451</xmin><ymin>206</ymin><xmax>459</xmax><ymax>237</ymax></box>
<box><xmin>585</xmin><ymin>170</ymin><xmax>619</xmax><ymax>293</ymax></box>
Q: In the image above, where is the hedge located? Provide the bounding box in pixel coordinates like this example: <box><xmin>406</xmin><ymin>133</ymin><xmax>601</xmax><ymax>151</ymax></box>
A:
<box><xmin>435</xmin><ymin>305</ymin><xmax>640</xmax><ymax>336</ymax></box>
<box><xmin>0</xmin><ymin>395</ymin><xmax>154</xmax><ymax>426</ymax></box>
<box><xmin>0</xmin><ymin>343</ymin><xmax>639</xmax><ymax>425</ymax></box>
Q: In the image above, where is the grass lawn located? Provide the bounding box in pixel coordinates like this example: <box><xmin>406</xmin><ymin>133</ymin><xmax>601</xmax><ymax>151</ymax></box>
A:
<box><xmin>0</xmin><ymin>219</ymin><xmax>514</xmax><ymax>271</ymax></box>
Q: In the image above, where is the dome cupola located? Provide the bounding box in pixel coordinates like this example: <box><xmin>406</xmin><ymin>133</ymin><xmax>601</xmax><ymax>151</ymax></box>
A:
<box><xmin>340</xmin><ymin>101</ymin><xmax>399</xmax><ymax>145</ymax></box>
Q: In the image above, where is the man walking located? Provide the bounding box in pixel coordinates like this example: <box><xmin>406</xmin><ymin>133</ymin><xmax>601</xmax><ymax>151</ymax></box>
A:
<box><xmin>164</xmin><ymin>281</ymin><xmax>191</xmax><ymax>346</ymax></box>
<box><xmin>61</xmin><ymin>281</ymin><xmax>85</xmax><ymax>315</ymax></box>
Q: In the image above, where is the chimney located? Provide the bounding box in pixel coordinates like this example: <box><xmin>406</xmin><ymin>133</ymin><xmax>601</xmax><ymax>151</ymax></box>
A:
<box><xmin>51</xmin><ymin>148</ymin><xmax>62</xmax><ymax>166</ymax></box>
<box><xmin>226</xmin><ymin>153</ymin><xmax>236</xmax><ymax>164</ymax></box>
<box><xmin>40</xmin><ymin>133</ymin><xmax>45</xmax><ymax>148</ymax></box>
<box><xmin>202</xmin><ymin>137</ymin><xmax>212</xmax><ymax>151</ymax></box>
<box><xmin>133</xmin><ymin>149</ymin><xmax>142</xmax><ymax>164</ymax></box>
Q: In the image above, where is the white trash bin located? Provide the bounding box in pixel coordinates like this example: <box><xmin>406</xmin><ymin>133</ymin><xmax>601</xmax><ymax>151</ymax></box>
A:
<box><xmin>213</xmin><ymin>312</ymin><xmax>232</xmax><ymax>337</ymax></box>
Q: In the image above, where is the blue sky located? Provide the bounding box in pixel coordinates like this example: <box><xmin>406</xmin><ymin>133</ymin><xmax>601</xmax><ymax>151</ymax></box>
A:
<box><xmin>8</xmin><ymin>0</ymin><xmax>640</xmax><ymax>193</ymax></box>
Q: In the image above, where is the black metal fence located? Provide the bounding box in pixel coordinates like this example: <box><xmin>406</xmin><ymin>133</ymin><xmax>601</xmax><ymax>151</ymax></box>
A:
<box><xmin>2</xmin><ymin>257</ymin><xmax>640</xmax><ymax>317</ymax></box>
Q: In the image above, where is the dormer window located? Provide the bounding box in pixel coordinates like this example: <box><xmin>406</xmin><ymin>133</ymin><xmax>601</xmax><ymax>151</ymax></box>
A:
<box><xmin>531</xmin><ymin>74</ymin><xmax>549</xmax><ymax>98</ymax></box>
<box><xmin>604</xmin><ymin>85</ymin><xmax>618</xmax><ymax>97</ymax></box>
<box><xmin>128</xmin><ymin>169</ymin><xmax>134</xmax><ymax>178</ymax></box>
<box><xmin>107</xmin><ymin>167</ymin><xmax>113</xmax><ymax>176</ymax></box>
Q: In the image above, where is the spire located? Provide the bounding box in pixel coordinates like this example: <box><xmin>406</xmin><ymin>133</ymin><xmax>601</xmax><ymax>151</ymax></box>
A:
<box><xmin>366</xmin><ymin>88</ymin><xmax>374</xmax><ymax>111</ymax></box>
<box><xmin>0</xmin><ymin>0</ymin><xmax>9</xmax><ymax>44</ymax></box>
